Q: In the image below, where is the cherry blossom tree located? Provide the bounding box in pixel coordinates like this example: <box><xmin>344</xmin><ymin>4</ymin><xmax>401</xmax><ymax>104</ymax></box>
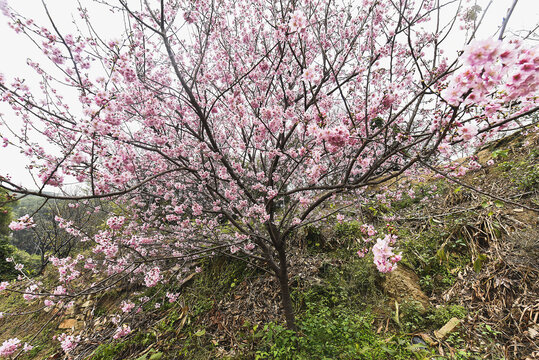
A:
<box><xmin>0</xmin><ymin>0</ymin><xmax>537</xmax><ymax>343</ymax></box>
<box><xmin>10</xmin><ymin>198</ymin><xmax>105</xmax><ymax>274</ymax></box>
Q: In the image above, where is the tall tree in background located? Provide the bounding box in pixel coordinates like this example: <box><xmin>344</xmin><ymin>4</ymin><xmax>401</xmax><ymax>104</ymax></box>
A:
<box><xmin>0</xmin><ymin>188</ymin><xmax>15</xmax><ymax>280</ymax></box>
<box><xmin>10</xmin><ymin>197</ymin><xmax>104</xmax><ymax>274</ymax></box>
<box><xmin>0</xmin><ymin>0</ymin><xmax>537</xmax><ymax>336</ymax></box>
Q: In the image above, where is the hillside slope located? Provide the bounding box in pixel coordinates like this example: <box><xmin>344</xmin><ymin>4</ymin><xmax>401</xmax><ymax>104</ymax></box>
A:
<box><xmin>1</xmin><ymin>130</ymin><xmax>538</xmax><ymax>360</ymax></box>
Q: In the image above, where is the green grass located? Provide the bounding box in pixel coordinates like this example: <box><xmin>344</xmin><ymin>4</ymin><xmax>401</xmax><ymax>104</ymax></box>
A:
<box><xmin>254</xmin><ymin>304</ymin><xmax>417</xmax><ymax>360</ymax></box>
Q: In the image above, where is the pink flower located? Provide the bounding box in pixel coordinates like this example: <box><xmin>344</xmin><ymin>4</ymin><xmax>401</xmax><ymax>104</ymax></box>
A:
<box><xmin>121</xmin><ymin>300</ymin><xmax>135</xmax><ymax>313</ymax></box>
<box><xmin>113</xmin><ymin>325</ymin><xmax>132</xmax><ymax>339</ymax></box>
<box><xmin>372</xmin><ymin>235</ymin><xmax>401</xmax><ymax>273</ymax></box>
<box><xmin>357</xmin><ymin>248</ymin><xmax>368</xmax><ymax>258</ymax></box>
<box><xmin>166</xmin><ymin>292</ymin><xmax>179</xmax><ymax>303</ymax></box>
<box><xmin>441</xmin><ymin>84</ymin><xmax>464</xmax><ymax>106</ymax></box>
<box><xmin>144</xmin><ymin>267</ymin><xmax>161</xmax><ymax>287</ymax></box>
<box><xmin>0</xmin><ymin>0</ymin><xmax>9</xmax><ymax>17</ymax></box>
<box><xmin>0</xmin><ymin>338</ymin><xmax>21</xmax><ymax>357</ymax></box>
<box><xmin>289</xmin><ymin>10</ymin><xmax>307</xmax><ymax>32</ymax></box>
<box><xmin>322</xmin><ymin>125</ymin><xmax>350</xmax><ymax>148</ymax></box>
<box><xmin>53</xmin><ymin>285</ymin><xmax>67</xmax><ymax>295</ymax></box>
<box><xmin>464</xmin><ymin>38</ymin><xmax>500</xmax><ymax>67</ymax></box>
<box><xmin>38</xmin><ymin>168</ymin><xmax>64</xmax><ymax>187</ymax></box>
<box><xmin>459</xmin><ymin>123</ymin><xmax>478</xmax><ymax>141</ymax></box>
<box><xmin>469</xmin><ymin>160</ymin><xmax>481</xmax><ymax>170</ymax></box>
<box><xmin>302</xmin><ymin>65</ymin><xmax>320</xmax><ymax>83</ymax></box>
<box><xmin>107</xmin><ymin>216</ymin><xmax>125</xmax><ymax>230</ymax></box>
<box><xmin>361</xmin><ymin>224</ymin><xmax>377</xmax><ymax>237</ymax></box>
<box><xmin>8</xmin><ymin>214</ymin><xmax>36</xmax><ymax>231</ymax></box>
<box><xmin>57</xmin><ymin>333</ymin><xmax>80</xmax><ymax>353</ymax></box>
<box><xmin>0</xmin><ymin>281</ymin><xmax>8</xmax><ymax>291</ymax></box>
<box><xmin>267</xmin><ymin>189</ymin><xmax>278</xmax><ymax>199</ymax></box>
<box><xmin>456</xmin><ymin>166</ymin><xmax>468</xmax><ymax>177</ymax></box>
<box><xmin>192</xmin><ymin>203</ymin><xmax>203</xmax><ymax>216</ymax></box>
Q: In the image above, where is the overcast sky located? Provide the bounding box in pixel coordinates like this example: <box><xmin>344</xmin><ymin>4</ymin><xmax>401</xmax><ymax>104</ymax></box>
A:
<box><xmin>0</xmin><ymin>0</ymin><xmax>538</xmax><ymax>191</ymax></box>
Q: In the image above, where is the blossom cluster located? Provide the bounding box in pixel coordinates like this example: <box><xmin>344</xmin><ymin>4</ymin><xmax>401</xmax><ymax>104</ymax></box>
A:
<box><xmin>355</xmin><ymin>224</ymin><xmax>401</xmax><ymax>273</ymax></box>
<box><xmin>144</xmin><ymin>267</ymin><xmax>162</xmax><ymax>287</ymax></box>
<box><xmin>121</xmin><ymin>300</ymin><xmax>135</xmax><ymax>313</ymax></box>
<box><xmin>50</xmin><ymin>255</ymin><xmax>82</xmax><ymax>283</ymax></box>
<box><xmin>0</xmin><ymin>338</ymin><xmax>20</xmax><ymax>357</ymax></box>
<box><xmin>372</xmin><ymin>235</ymin><xmax>401</xmax><ymax>273</ymax></box>
<box><xmin>289</xmin><ymin>10</ymin><xmax>307</xmax><ymax>32</ymax></box>
<box><xmin>443</xmin><ymin>39</ymin><xmax>538</xmax><ymax>110</ymax></box>
<box><xmin>57</xmin><ymin>333</ymin><xmax>80</xmax><ymax>353</ymax></box>
<box><xmin>8</xmin><ymin>214</ymin><xmax>36</xmax><ymax>231</ymax></box>
<box><xmin>113</xmin><ymin>324</ymin><xmax>132</xmax><ymax>339</ymax></box>
<box><xmin>0</xmin><ymin>338</ymin><xmax>33</xmax><ymax>358</ymax></box>
<box><xmin>107</xmin><ymin>216</ymin><xmax>126</xmax><ymax>230</ymax></box>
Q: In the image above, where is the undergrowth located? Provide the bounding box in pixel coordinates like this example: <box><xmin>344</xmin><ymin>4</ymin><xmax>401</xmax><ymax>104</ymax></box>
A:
<box><xmin>254</xmin><ymin>305</ymin><xmax>415</xmax><ymax>360</ymax></box>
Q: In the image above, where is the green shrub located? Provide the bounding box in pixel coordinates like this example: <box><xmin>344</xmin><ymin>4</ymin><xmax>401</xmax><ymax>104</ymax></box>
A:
<box><xmin>303</xmin><ymin>225</ymin><xmax>326</xmax><ymax>250</ymax></box>
<box><xmin>399</xmin><ymin>301</ymin><xmax>467</xmax><ymax>332</ymax></box>
<box><xmin>333</xmin><ymin>221</ymin><xmax>362</xmax><ymax>243</ymax></box>
<box><xmin>256</xmin><ymin>305</ymin><xmax>414</xmax><ymax>360</ymax></box>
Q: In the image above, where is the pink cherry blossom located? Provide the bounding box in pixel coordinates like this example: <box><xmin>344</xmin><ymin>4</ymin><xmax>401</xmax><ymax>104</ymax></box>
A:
<box><xmin>302</xmin><ymin>64</ymin><xmax>320</xmax><ymax>83</ymax></box>
<box><xmin>0</xmin><ymin>0</ymin><xmax>8</xmax><ymax>17</ymax></box>
<box><xmin>372</xmin><ymin>235</ymin><xmax>401</xmax><ymax>273</ymax></box>
<box><xmin>459</xmin><ymin>122</ymin><xmax>478</xmax><ymax>141</ymax></box>
<box><xmin>57</xmin><ymin>333</ymin><xmax>80</xmax><ymax>353</ymax></box>
<box><xmin>144</xmin><ymin>267</ymin><xmax>161</xmax><ymax>288</ymax></box>
<box><xmin>166</xmin><ymin>292</ymin><xmax>179</xmax><ymax>303</ymax></box>
<box><xmin>464</xmin><ymin>38</ymin><xmax>500</xmax><ymax>66</ymax></box>
<box><xmin>8</xmin><ymin>214</ymin><xmax>36</xmax><ymax>231</ymax></box>
<box><xmin>113</xmin><ymin>325</ymin><xmax>132</xmax><ymax>339</ymax></box>
<box><xmin>107</xmin><ymin>216</ymin><xmax>126</xmax><ymax>230</ymax></box>
<box><xmin>121</xmin><ymin>300</ymin><xmax>135</xmax><ymax>313</ymax></box>
<box><xmin>289</xmin><ymin>10</ymin><xmax>307</xmax><ymax>32</ymax></box>
<box><xmin>0</xmin><ymin>338</ymin><xmax>21</xmax><ymax>357</ymax></box>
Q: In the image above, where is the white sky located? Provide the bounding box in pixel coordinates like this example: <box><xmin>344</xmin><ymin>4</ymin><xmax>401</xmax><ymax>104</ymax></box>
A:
<box><xmin>0</xmin><ymin>0</ymin><xmax>537</xmax><ymax>190</ymax></box>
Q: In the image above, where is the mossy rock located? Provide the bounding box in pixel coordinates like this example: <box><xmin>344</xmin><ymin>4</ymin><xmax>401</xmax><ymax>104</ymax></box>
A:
<box><xmin>380</xmin><ymin>264</ymin><xmax>430</xmax><ymax>312</ymax></box>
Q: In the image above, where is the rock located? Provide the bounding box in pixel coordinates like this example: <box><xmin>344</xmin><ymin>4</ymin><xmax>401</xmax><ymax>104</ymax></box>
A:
<box><xmin>64</xmin><ymin>305</ymin><xmax>77</xmax><ymax>317</ymax></box>
<box><xmin>418</xmin><ymin>333</ymin><xmax>437</xmax><ymax>346</ymax></box>
<box><xmin>381</xmin><ymin>265</ymin><xmax>430</xmax><ymax>311</ymax></box>
<box><xmin>410</xmin><ymin>336</ymin><xmax>427</xmax><ymax>350</ymax></box>
<box><xmin>59</xmin><ymin>318</ymin><xmax>79</xmax><ymax>329</ymax></box>
<box><xmin>434</xmin><ymin>317</ymin><xmax>461</xmax><ymax>340</ymax></box>
<box><xmin>81</xmin><ymin>300</ymin><xmax>93</xmax><ymax>308</ymax></box>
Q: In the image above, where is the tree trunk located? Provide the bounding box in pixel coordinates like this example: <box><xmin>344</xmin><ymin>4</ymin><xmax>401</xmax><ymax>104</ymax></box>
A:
<box><xmin>276</xmin><ymin>243</ymin><xmax>296</xmax><ymax>330</ymax></box>
<box><xmin>278</xmin><ymin>271</ymin><xmax>296</xmax><ymax>330</ymax></box>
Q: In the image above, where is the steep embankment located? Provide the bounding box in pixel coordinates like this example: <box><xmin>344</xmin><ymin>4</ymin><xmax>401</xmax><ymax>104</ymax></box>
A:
<box><xmin>1</xmin><ymin>130</ymin><xmax>537</xmax><ymax>360</ymax></box>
